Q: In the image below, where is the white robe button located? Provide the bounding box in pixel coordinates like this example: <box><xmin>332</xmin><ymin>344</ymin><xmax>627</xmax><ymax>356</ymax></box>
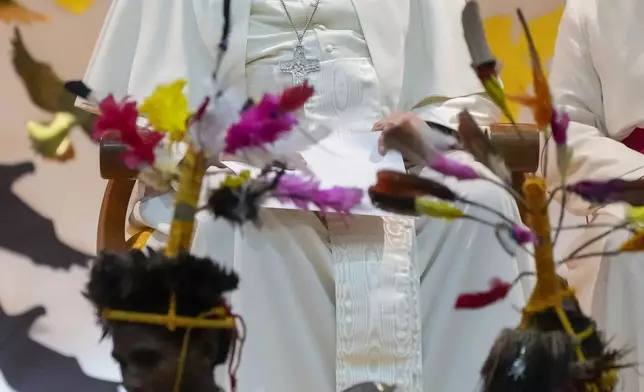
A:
<box><xmin>325</xmin><ymin>45</ymin><xmax>335</xmax><ymax>53</ymax></box>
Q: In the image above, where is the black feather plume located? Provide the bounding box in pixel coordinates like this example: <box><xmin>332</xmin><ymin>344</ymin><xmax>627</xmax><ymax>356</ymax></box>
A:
<box><xmin>220</xmin><ymin>0</ymin><xmax>232</xmax><ymax>50</ymax></box>
<box><xmin>480</xmin><ymin>287</ymin><xmax>630</xmax><ymax>392</ymax></box>
<box><xmin>368</xmin><ymin>190</ymin><xmax>418</xmax><ymax>216</ymax></box>
<box><xmin>64</xmin><ymin>80</ymin><xmax>92</xmax><ymax>100</ymax></box>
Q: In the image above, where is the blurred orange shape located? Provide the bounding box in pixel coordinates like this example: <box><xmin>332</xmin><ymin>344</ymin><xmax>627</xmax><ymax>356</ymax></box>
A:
<box><xmin>0</xmin><ymin>0</ymin><xmax>49</xmax><ymax>24</ymax></box>
<box><xmin>620</xmin><ymin>231</ymin><xmax>644</xmax><ymax>252</ymax></box>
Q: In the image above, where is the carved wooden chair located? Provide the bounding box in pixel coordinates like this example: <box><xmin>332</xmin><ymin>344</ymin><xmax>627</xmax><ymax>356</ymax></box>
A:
<box><xmin>96</xmin><ymin>124</ymin><xmax>540</xmax><ymax>252</ymax></box>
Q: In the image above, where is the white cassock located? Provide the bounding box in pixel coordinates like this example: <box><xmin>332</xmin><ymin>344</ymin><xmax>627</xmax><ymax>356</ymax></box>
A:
<box><xmin>549</xmin><ymin>0</ymin><xmax>644</xmax><ymax>391</ymax></box>
<box><xmin>83</xmin><ymin>0</ymin><xmax>534</xmax><ymax>391</ymax></box>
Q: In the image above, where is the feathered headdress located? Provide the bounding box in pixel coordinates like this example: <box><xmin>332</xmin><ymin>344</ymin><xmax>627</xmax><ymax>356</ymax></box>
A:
<box><xmin>369</xmin><ymin>4</ymin><xmax>644</xmax><ymax>391</ymax></box>
<box><xmin>46</xmin><ymin>0</ymin><xmax>364</xmax><ymax>389</ymax></box>
<box><xmin>81</xmin><ymin>3</ymin><xmax>242</xmax><ymax>391</ymax></box>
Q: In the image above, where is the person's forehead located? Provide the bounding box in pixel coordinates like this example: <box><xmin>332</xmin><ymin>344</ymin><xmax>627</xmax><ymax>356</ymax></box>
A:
<box><xmin>111</xmin><ymin>323</ymin><xmax>169</xmax><ymax>348</ymax></box>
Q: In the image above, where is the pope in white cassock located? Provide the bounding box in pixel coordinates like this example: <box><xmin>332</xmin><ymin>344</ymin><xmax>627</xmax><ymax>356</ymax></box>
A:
<box><xmin>549</xmin><ymin>0</ymin><xmax>644</xmax><ymax>391</ymax></box>
<box><xmin>82</xmin><ymin>0</ymin><xmax>534</xmax><ymax>391</ymax></box>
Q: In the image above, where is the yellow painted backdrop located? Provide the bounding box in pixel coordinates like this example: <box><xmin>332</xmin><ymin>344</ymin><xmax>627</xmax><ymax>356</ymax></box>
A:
<box><xmin>482</xmin><ymin>2</ymin><xmax>565</xmax><ymax>121</ymax></box>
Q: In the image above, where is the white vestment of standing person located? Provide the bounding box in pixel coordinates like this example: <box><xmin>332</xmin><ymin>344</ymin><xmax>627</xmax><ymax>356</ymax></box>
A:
<box><xmin>549</xmin><ymin>0</ymin><xmax>644</xmax><ymax>391</ymax></box>
<box><xmin>82</xmin><ymin>0</ymin><xmax>534</xmax><ymax>391</ymax></box>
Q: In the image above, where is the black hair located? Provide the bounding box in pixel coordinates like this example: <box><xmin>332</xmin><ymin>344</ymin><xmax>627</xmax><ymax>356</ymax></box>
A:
<box><xmin>480</xmin><ymin>278</ymin><xmax>629</xmax><ymax>392</ymax></box>
<box><xmin>84</xmin><ymin>249</ymin><xmax>239</xmax><ymax>364</ymax></box>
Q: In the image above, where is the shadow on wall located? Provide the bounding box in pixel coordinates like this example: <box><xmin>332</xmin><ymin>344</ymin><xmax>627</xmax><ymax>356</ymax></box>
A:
<box><xmin>0</xmin><ymin>301</ymin><xmax>119</xmax><ymax>392</ymax></box>
<box><xmin>0</xmin><ymin>162</ymin><xmax>90</xmax><ymax>269</ymax></box>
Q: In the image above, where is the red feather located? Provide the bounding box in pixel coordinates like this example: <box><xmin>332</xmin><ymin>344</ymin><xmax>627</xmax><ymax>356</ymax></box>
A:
<box><xmin>455</xmin><ymin>278</ymin><xmax>512</xmax><ymax>309</ymax></box>
<box><xmin>279</xmin><ymin>81</ymin><xmax>315</xmax><ymax>112</ymax></box>
<box><xmin>194</xmin><ymin>96</ymin><xmax>211</xmax><ymax>121</ymax></box>
<box><xmin>373</xmin><ymin>170</ymin><xmax>459</xmax><ymax>201</ymax></box>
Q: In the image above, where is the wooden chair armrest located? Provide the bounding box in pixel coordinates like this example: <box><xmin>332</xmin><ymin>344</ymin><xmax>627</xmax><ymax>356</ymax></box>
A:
<box><xmin>488</xmin><ymin>123</ymin><xmax>540</xmax><ymax>222</ymax></box>
<box><xmin>97</xmin><ymin>178</ymin><xmax>135</xmax><ymax>252</ymax></box>
<box><xmin>95</xmin><ymin>123</ymin><xmax>541</xmax><ymax>252</ymax></box>
<box><xmin>99</xmin><ymin>124</ymin><xmax>541</xmax><ymax>178</ymax></box>
<box><xmin>99</xmin><ymin>138</ymin><xmax>138</xmax><ymax>180</ymax></box>
<box><xmin>96</xmin><ymin>139</ymin><xmax>141</xmax><ymax>252</ymax></box>
<box><xmin>489</xmin><ymin>123</ymin><xmax>540</xmax><ymax>173</ymax></box>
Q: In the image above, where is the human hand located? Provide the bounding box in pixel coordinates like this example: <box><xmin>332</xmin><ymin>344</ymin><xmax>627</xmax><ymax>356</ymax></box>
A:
<box><xmin>373</xmin><ymin>112</ymin><xmax>428</xmax><ymax>155</ymax></box>
<box><xmin>372</xmin><ymin>111</ymin><xmax>432</xmax><ymax>165</ymax></box>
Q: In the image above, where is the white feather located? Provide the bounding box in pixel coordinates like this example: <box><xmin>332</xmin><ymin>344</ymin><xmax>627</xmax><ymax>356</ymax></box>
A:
<box><xmin>229</xmin><ymin>113</ymin><xmax>333</xmax><ymax>174</ymax></box>
<box><xmin>189</xmin><ymin>83</ymin><xmax>245</xmax><ymax>159</ymax></box>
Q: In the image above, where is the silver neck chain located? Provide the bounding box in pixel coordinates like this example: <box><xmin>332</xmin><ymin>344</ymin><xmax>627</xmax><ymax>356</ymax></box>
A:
<box><xmin>279</xmin><ymin>0</ymin><xmax>321</xmax><ymax>44</ymax></box>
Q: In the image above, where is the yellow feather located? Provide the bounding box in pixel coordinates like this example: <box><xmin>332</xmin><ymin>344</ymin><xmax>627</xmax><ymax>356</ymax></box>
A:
<box><xmin>628</xmin><ymin>207</ymin><xmax>644</xmax><ymax>227</ymax></box>
<box><xmin>139</xmin><ymin>80</ymin><xmax>191</xmax><ymax>141</ymax></box>
<box><xmin>619</xmin><ymin>230</ymin><xmax>644</xmax><ymax>252</ymax></box>
<box><xmin>26</xmin><ymin>112</ymin><xmax>76</xmax><ymax>161</ymax></box>
<box><xmin>55</xmin><ymin>0</ymin><xmax>93</xmax><ymax>14</ymax></box>
<box><xmin>482</xmin><ymin>76</ymin><xmax>517</xmax><ymax>124</ymax></box>
<box><xmin>221</xmin><ymin>170</ymin><xmax>251</xmax><ymax>188</ymax></box>
<box><xmin>415</xmin><ymin>199</ymin><xmax>464</xmax><ymax>220</ymax></box>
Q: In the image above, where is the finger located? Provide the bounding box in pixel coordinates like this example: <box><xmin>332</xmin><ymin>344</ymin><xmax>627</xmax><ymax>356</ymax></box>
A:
<box><xmin>378</xmin><ymin>124</ymin><xmax>394</xmax><ymax>155</ymax></box>
<box><xmin>385</xmin><ymin>112</ymin><xmax>404</xmax><ymax>124</ymax></box>
<box><xmin>372</xmin><ymin>120</ymin><xmax>385</xmax><ymax>131</ymax></box>
<box><xmin>381</xmin><ymin>122</ymin><xmax>394</xmax><ymax>133</ymax></box>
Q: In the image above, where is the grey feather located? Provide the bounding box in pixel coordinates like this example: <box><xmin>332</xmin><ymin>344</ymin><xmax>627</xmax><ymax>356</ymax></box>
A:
<box><xmin>462</xmin><ymin>1</ymin><xmax>496</xmax><ymax>68</ymax></box>
<box><xmin>458</xmin><ymin>110</ymin><xmax>511</xmax><ymax>182</ymax></box>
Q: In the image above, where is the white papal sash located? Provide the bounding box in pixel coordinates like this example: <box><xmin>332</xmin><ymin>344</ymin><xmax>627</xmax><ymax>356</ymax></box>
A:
<box><xmin>329</xmin><ymin>215</ymin><xmax>422</xmax><ymax>392</ymax></box>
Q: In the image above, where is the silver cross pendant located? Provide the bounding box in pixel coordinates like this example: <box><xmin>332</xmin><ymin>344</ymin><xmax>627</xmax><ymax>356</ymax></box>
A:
<box><xmin>279</xmin><ymin>44</ymin><xmax>320</xmax><ymax>85</ymax></box>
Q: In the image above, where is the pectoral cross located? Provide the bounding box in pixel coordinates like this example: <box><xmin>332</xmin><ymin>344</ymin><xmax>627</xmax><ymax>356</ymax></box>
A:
<box><xmin>279</xmin><ymin>45</ymin><xmax>320</xmax><ymax>86</ymax></box>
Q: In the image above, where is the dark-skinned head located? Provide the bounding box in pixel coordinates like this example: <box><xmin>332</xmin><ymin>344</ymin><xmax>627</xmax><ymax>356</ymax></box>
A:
<box><xmin>84</xmin><ymin>249</ymin><xmax>239</xmax><ymax>392</ymax></box>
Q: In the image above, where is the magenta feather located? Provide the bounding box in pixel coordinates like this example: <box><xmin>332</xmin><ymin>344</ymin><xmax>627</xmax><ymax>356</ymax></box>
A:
<box><xmin>273</xmin><ymin>174</ymin><xmax>363</xmax><ymax>214</ymax></box>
